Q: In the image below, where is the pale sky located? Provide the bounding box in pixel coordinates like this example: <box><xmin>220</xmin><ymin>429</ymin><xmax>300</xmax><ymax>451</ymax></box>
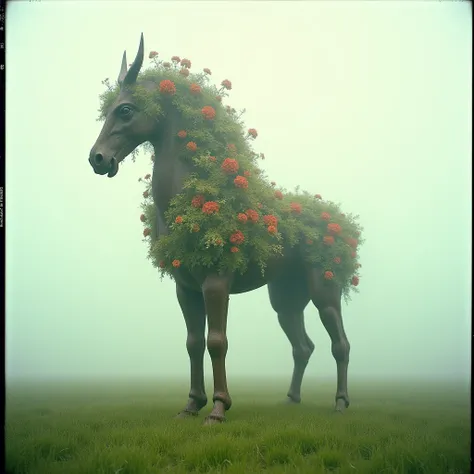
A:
<box><xmin>6</xmin><ymin>2</ymin><xmax>471</xmax><ymax>381</ymax></box>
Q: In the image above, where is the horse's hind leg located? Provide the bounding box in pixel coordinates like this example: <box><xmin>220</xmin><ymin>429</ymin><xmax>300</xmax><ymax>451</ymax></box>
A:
<box><xmin>268</xmin><ymin>275</ymin><xmax>313</xmax><ymax>403</ymax></box>
<box><xmin>307</xmin><ymin>268</ymin><xmax>350</xmax><ymax>412</ymax></box>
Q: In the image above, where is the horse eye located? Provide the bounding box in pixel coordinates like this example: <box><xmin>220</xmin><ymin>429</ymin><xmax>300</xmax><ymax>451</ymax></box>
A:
<box><xmin>120</xmin><ymin>106</ymin><xmax>132</xmax><ymax>116</ymax></box>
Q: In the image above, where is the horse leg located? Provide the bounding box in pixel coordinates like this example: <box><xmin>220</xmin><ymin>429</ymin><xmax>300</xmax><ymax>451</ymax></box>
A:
<box><xmin>201</xmin><ymin>275</ymin><xmax>232</xmax><ymax>425</ymax></box>
<box><xmin>176</xmin><ymin>283</ymin><xmax>208</xmax><ymax>417</ymax></box>
<box><xmin>308</xmin><ymin>268</ymin><xmax>350</xmax><ymax>412</ymax></box>
<box><xmin>268</xmin><ymin>275</ymin><xmax>313</xmax><ymax>404</ymax></box>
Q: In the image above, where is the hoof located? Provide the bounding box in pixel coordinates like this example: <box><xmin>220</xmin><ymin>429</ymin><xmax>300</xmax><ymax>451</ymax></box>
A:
<box><xmin>203</xmin><ymin>414</ymin><xmax>226</xmax><ymax>425</ymax></box>
<box><xmin>176</xmin><ymin>409</ymin><xmax>199</xmax><ymax>419</ymax></box>
<box><xmin>283</xmin><ymin>396</ymin><xmax>301</xmax><ymax>405</ymax></box>
<box><xmin>335</xmin><ymin>398</ymin><xmax>347</xmax><ymax>413</ymax></box>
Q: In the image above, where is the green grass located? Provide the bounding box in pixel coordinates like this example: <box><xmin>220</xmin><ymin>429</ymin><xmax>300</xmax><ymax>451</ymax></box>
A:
<box><xmin>5</xmin><ymin>377</ymin><xmax>470</xmax><ymax>474</ymax></box>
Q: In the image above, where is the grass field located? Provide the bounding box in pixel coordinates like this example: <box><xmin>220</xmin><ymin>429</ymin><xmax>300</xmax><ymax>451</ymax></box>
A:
<box><xmin>5</xmin><ymin>377</ymin><xmax>470</xmax><ymax>474</ymax></box>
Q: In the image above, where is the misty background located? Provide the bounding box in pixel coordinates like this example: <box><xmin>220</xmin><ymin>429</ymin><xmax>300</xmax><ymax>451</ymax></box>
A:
<box><xmin>6</xmin><ymin>2</ymin><xmax>471</xmax><ymax>383</ymax></box>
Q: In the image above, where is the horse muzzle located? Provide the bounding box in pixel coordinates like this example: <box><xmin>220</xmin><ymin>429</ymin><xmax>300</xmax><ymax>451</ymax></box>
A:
<box><xmin>89</xmin><ymin>152</ymin><xmax>119</xmax><ymax>178</ymax></box>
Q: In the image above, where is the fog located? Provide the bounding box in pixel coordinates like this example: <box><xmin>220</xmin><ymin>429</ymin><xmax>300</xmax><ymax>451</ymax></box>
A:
<box><xmin>6</xmin><ymin>2</ymin><xmax>471</xmax><ymax>383</ymax></box>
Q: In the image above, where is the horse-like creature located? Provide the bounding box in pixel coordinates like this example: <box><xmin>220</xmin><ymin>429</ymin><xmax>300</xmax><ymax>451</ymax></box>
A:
<box><xmin>89</xmin><ymin>34</ymin><xmax>361</xmax><ymax>424</ymax></box>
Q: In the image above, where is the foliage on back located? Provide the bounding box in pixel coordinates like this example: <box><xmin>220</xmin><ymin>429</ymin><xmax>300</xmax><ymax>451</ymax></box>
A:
<box><xmin>98</xmin><ymin>51</ymin><xmax>364</xmax><ymax>301</ymax></box>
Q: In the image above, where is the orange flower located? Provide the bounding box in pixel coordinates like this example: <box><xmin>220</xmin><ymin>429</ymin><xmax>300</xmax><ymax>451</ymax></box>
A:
<box><xmin>290</xmin><ymin>202</ymin><xmax>302</xmax><ymax>214</ymax></box>
<box><xmin>234</xmin><ymin>176</ymin><xmax>248</xmax><ymax>189</ymax></box>
<box><xmin>248</xmin><ymin>128</ymin><xmax>258</xmax><ymax>138</ymax></box>
<box><xmin>190</xmin><ymin>83</ymin><xmax>201</xmax><ymax>95</ymax></box>
<box><xmin>145</xmin><ymin>173</ymin><xmax>151</xmax><ymax>179</ymax></box>
<box><xmin>221</xmin><ymin>158</ymin><xmax>239</xmax><ymax>174</ymax></box>
<box><xmin>267</xmin><ymin>225</ymin><xmax>277</xmax><ymax>235</ymax></box>
<box><xmin>143</xmin><ymin>228</ymin><xmax>151</xmax><ymax>237</ymax></box>
<box><xmin>177</xmin><ymin>130</ymin><xmax>187</xmax><ymax>138</ymax></box>
<box><xmin>347</xmin><ymin>238</ymin><xmax>358</xmax><ymax>249</ymax></box>
<box><xmin>215</xmin><ymin>239</ymin><xmax>223</xmax><ymax>246</ymax></box>
<box><xmin>159</xmin><ymin>79</ymin><xmax>176</xmax><ymax>95</ymax></box>
<box><xmin>143</xmin><ymin>191</ymin><xmax>149</xmax><ymax>198</ymax></box>
<box><xmin>192</xmin><ymin>224</ymin><xmax>200</xmax><ymax>232</ymax></box>
<box><xmin>227</xmin><ymin>144</ymin><xmax>237</xmax><ymax>153</ymax></box>
<box><xmin>230</xmin><ymin>246</ymin><xmax>239</xmax><ymax>253</ymax></box>
<box><xmin>274</xmin><ymin>190</ymin><xmax>283</xmax><ymax>200</ymax></box>
<box><xmin>209</xmin><ymin>156</ymin><xmax>216</xmax><ymax>162</ymax></box>
<box><xmin>263</xmin><ymin>215</ymin><xmax>278</xmax><ymax>227</ymax></box>
<box><xmin>159</xmin><ymin>260</ymin><xmax>165</xmax><ymax>268</ymax></box>
<box><xmin>237</xmin><ymin>213</ymin><xmax>248</xmax><ymax>223</ymax></box>
<box><xmin>216</xmin><ymin>95</ymin><xmax>222</xmax><ymax>102</ymax></box>
<box><xmin>321</xmin><ymin>212</ymin><xmax>331</xmax><ymax>221</ymax></box>
<box><xmin>333</xmin><ymin>257</ymin><xmax>341</xmax><ymax>264</ymax></box>
<box><xmin>327</xmin><ymin>223</ymin><xmax>342</xmax><ymax>234</ymax></box>
<box><xmin>140</xmin><ymin>214</ymin><xmax>146</xmax><ymax>222</ymax></box>
<box><xmin>148</xmin><ymin>51</ymin><xmax>158</xmax><ymax>59</ymax></box>
<box><xmin>175</xmin><ymin>216</ymin><xmax>183</xmax><ymax>224</ymax></box>
<box><xmin>351</xmin><ymin>276</ymin><xmax>359</xmax><ymax>286</ymax></box>
<box><xmin>246</xmin><ymin>209</ymin><xmax>259</xmax><ymax>223</ymax></box>
<box><xmin>179</xmin><ymin>68</ymin><xmax>190</xmax><ymax>77</ymax></box>
<box><xmin>202</xmin><ymin>105</ymin><xmax>216</xmax><ymax>120</ymax></box>
<box><xmin>171</xmin><ymin>56</ymin><xmax>181</xmax><ymax>62</ymax></box>
<box><xmin>163</xmin><ymin>62</ymin><xmax>171</xmax><ymax>68</ymax></box>
<box><xmin>323</xmin><ymin>235</ymin><xmax>335</xmax><ymax>246</ymax></box>
<box><xmin>221</xmin><ymin>79</ymin><xmax>232</xmax><ymax>90</ymax></box>
<box><xmin>186</xmin><ymin>141</ymin><xmax>197</xmax><ymax>152</ymax></box>
<box><xmin>180</xmin><ymin>58</ymin><xmax>191</xmax><ymax>68</ymax></box>
<box><xmin>230</xmin><ymin>231</ymin><xmax>245</xmax><ymax>245</ymax></box>
<box><xmin>203</xmin><ymin>68</ymin><xmax>212</xmax><ymax>75</ymax></box>
<box><xmin>243</xmin><ymin>170</ymin><xmax>251</xmax><ymax>178</ymax></box>
<box><xmin>315</xmin><ymin>194</ymin><xmax>322</xmax><ymax>199</ymax></box>
<box><xmin>202</xmin><ymin>201</ymin><xmax>220</xmax><ymax>215</ymax></box>
<box><xmin>172</xmin><ymin>259</ymin><xmax>181</xmax><ymax>268</ymax></box>
<box><xmin>191</xmin><ymin>195</ymin><xmax>205</xmax><ymax>208</ymax></box>
<box><xmin>324</xmin><ymin>271</ymin><xmax>334</xmax><ymax>280</ymax></box>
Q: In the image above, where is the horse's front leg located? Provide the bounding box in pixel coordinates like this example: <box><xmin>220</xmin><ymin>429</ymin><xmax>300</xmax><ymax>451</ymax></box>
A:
<box><xmin>176</xmin><ymin>283</ymin><xmax>208</xmax><ymax>417</ymax></box>
<box><xmin>201</xmin><ymin>274</ymin><xmax>232</xmax><ymax>424</ymax></box>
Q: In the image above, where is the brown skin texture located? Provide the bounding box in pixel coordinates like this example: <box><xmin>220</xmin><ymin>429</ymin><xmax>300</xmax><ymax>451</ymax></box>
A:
<box><xmin>89</xmin><ymin>34</ymin><xmax>351</xmax><ymax>424</ymax></box>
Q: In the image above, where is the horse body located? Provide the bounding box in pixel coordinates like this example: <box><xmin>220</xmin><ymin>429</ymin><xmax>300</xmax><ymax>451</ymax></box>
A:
<box><xmin>89</xmin><ymin>34</ymin><xmax>351</xmax><ymax>424</ymax></box>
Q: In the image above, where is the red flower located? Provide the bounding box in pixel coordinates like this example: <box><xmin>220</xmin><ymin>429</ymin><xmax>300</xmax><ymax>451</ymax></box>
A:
<box><xmin>145</xmin><ymin>173</ymin><xmax>151</xmax><ymax>179</ymax></box>
<box><xmin>190</xmin><ymin>83</ymin><xmax>201</xmax><ymax>95</ymax></box>
<box><xmin>221</xmin><ymin>158</ymin><xmax>239</xmax><ymax>174</ymax></box>
<box><xmin>216</xmin><ymin>96</ymin><xmax>222</xmax><ymax>102</ymax></box>
<box><xmin>263</xmin><ymin>215</ymin><xmax>278</xmax><ymax>227</ymax></box>
<box><xmin>143</xmin><ymin>228</ymin><xmax>151</xmax><ymax>237</ymax></box>
<box><xmin>148</xmin><ymin>51</ymin><xmax>158</xmax><ymax>59</ymax></box>
<box><xmin>175</xmin><ymin>216</ymin><xmax>183</xmax><ymax>224</ymax></box>
<box><xmin>140</xmin><ymin>214</ymin><xmax>146</xmax><ymax>222</ymax></box>
<box><xmin>321</xmin><ymin>212</ymin><xmax>331</xmax><ymax>221</ymax></box>
<box><xmin>192</xmin><ymin>224</ymin><xmax>200</xmax><ymax>232</ymax></box>
<box><xmin>237</xmin><ymin>213</ymin><xmax>248</xmax><ymax>223</ymax></box>
<box><xmin>172</xmin><ymin>259</ymin><xmax>181</xmax><ymax>268</ymax></box>
<box><xmin>230</xmin><ymin>246</ymin><xmax>239</xmax><ymax>253</ymax></box>
<box><xmin>191</xmin><ymin>195</ymin><xmax>205</xmax><ymax>208</ymax></box>
<box><xmin>159</xmin><ymin>260</ymin><xmax>165</xmax><ymax>268</ymax></box>
<box><xmin>315</xmin><ymin>194</ymin><xmax>322</xmax><ymax>199</ymax></box>
<box><xmin>333</xmin><ymin>257</ymin><xmax>341</xmax><ymax>264</ymax></box>
<box><xmin>186</xmin><ymin>141</ymin><xmax>197</xmax><ymax>152</ymax></box>
<box><xmin>351</xmin><ymin>251</ymin><xmax>357</xmax><ymax>258</ymax></box>
<box><xmin>202</xmin><ymin>106</ymin><xmax>216</xmax><ymax>120</ymax></box>
<box><xmin>323</xmin><ymin>235</ymin><xmax>335</xmax><ymax>246</ymax></box>
<box><xmin>177</xmin><ymin>130</ymin><xmax>187</xmax><ymax>138</ymax></box>
<box><xmin>248</xmin><ymin>128</ymin><xmax>258</xmax><ymax>138</ymax></box>
<box><xmin>274</xmin><ymin>190</ymin><xmax>283</xmax><ymax>200</ymax></box>
<box><xmin>327</xmin><ymin>223</ymin><xmax>342</xmax><ymax>234</ymax></box>
<box><xmin>163</xmin><ymin>62</ymin><xmax>171</xmax><ymax>68</ymax></box>
<box><xmin>221</xmin><ymin>79</ymin><xmax>232</xmax><ymax>90</ymax></box>
<box><xmin>171</xmin><ymin>56</ymin><xmax>181</xmax><ymax>63</ymax></box>
<box><xmin>267</xmin><ymin>225</ymin><xmax>277</xmax><ymax>235</ymax></box>
<box><xmin>179</xmin><ymin>68</ymin><xmax>190</xmax><ymax>77</ymax></box>
<box><xmin>244</xmin><ymin>170</ymin><xmax>251</xmax><ymax>178</ymax></box>
<box><xmin>143</xmin><ymin>191</ymin><xmax>149</xmax><ymax>198</ymax></box>
<box><xmin>234</xmin><ymin>176</ymin><xmax>248</xmax><ymax>189</ymax></box>
<box><xmin>290</xmin><ymin>202</ymin><xmax>302</xmax><ymax>214</ymax></box>
<box><xmin>347</xmin><ymin>238</ymin><xmax>358</xmax><ymax>249</ymax></box>
<box><xmin>202</xmin><ymin>201</ymin><xmax>220</xmax><ymax>215</ymax></box>
<box><xmin>159</xmin><ymin>80</ymin><xmax>176</xmax><ymax>95</ymax></box>
<box><xmin>209</xmin><ymin>156</ymin><xmax>216</xmax><ymax>162</ymax></box>
<box><xmin>271</xmin><ymin>181</ymin><xmax>276</xmax><ymax>186</ymax></box>
<box><xmin>230</xmin><ymin>231</ymin><xmax>245</xmax><ymax>245</ymax></box>
<box><xmin>351</xmin><ymin>275</ymin><xmax>359</xmax><ymax>286</ymax></box>
<box><xmin>227</xmin><ymin>144</ymin><xmax>237</xmax><ymax>153</ymax></box>
<box><xmin>203</xmin><ymin>68</ymin><xmax>212</xmax><ymax>75</ymax></box>
<box><xmin>246</xmin><ymin>209</ymin><xmax>259</xmax><ymax>223</ymax></box>
<box><xmin>180</xmin><ymin>58</ymin><xmax>191</xmax><ymax>68</ymax></box>
<box><xmin>324</xmin><ymin>271</ymin><xmax>334</xmax><ymax>280</ymax></box>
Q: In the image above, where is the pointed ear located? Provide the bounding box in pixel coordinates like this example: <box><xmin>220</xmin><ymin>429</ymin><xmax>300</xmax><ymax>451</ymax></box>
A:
<box><xmin>122</xmin><ymin>33</ymin><xmax>144</xmax><ymax>87</ymax></box>
<box><xmin>117</xmin><ymin>51</ymin><xmax>128</xmax><ymax>86</ymax></box>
